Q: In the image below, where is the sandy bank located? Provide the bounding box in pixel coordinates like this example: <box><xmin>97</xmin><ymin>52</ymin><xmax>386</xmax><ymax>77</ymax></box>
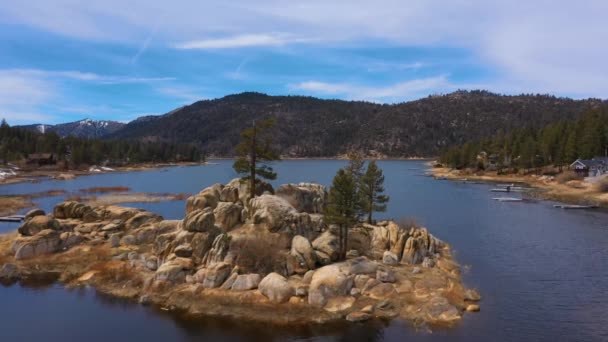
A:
<box><xmin>430</xmin><ymin>167</ymin><xmax>608</xmax><ymax>207</ymax></box>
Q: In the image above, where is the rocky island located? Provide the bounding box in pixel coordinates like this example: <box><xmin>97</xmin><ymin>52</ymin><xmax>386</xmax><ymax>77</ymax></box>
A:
<box><xmin>0</xmin><ymin>179</ymin><xmax>480</xmax><ymax>327</ymax></box>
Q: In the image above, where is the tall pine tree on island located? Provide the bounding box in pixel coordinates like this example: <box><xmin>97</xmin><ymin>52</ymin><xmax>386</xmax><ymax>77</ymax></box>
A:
<box><xmin>360</xmin><ymin>160</ymin><xmax>389</xmax><ymax>224</ymax></box>
<box><xmin>324</xmin><ymin>168</ymin><xmax>360</xmax><ymax>260</ymax></box>
<box><xmin>233</xmin><ymin>118</ymin><xmax>280</xmax><ymax>199</ymax></box>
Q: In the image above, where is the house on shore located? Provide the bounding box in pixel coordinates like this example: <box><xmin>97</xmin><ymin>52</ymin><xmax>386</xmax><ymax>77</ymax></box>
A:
<box><xmin>570</xmin><ymin>157</ymin><xmax>608</xmax><ymax>177</ymax></box>
<box><xmin>26</xmin><ymin>153</ymin><xmax>56</xmax><ymax>166</ymax></box>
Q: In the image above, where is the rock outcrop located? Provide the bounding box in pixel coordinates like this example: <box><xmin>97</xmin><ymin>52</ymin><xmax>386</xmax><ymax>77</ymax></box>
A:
<box><xmin>0</xmin><ymin>180</ymin><xmax>475</xmax><ymax>327</ymax></box>
<box><xmin>275</xmin><ymin>183</ymin><xmax>327</xmax><ymax>213</ymax></box>
<box><xmin>13</xmin><ymin>229</ymin><xmax>62</xmax><ymax>260</ymax></box>
<box><xmin>259</xmin><ymin>272</ymin><xmax>294</xmax><ymax>303</ymax></box>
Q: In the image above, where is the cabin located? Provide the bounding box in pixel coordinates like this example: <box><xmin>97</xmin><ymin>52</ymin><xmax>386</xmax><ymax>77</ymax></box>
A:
<box><xmin>26</xmin><ymin>153</ymin><xmax>56</xmax><ymax>166</ymax></box>
<box><xmin>570</xmin><ymin>157</ymin><xmax>608</xmax><ymax>177</ymax></box>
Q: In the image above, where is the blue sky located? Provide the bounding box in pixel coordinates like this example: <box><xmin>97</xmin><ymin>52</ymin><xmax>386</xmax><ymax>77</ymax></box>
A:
<box><xmin>0</xmin><ymin>1</ymin><xmax>606</xmax><ymax>124</ymax></box>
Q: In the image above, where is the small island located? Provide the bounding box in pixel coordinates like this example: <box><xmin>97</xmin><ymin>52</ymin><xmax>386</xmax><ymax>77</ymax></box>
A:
<box><xmin>0</xmin><ymin>176</ymin><xmax>480</xmax><ymax>327</ymax></box>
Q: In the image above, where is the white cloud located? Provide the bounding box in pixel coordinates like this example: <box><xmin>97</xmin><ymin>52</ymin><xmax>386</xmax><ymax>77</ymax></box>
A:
<box><xmin>290</xmin><ymin>75</ymin><xmax>475</xmax><ymax>102</ymax></box>
<box><xmin>3</xmin><ymin>69</ymin><xmax>174</xmax><ymax>84</ymax></box>
<box><xmin>0</xmin><ymin>68</ymin><xmax>174</xmax><ymax>124</ymax></box>
<box><xmin>0</xmin><ymin>70</ymin><xmax>57</xmax><ymax>124</ymax></box>
<box><xmin>1</xmin><ymin>1</ymin><xmax>608</xmax><ymax>97</ymax></box>
<box><xmin>174</xmin><ymin>33</ymin><xmax>313</xmax><ymax>49</ymax></box>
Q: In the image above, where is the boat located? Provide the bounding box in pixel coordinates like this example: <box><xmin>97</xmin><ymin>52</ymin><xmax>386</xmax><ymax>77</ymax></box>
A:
<box><xmin>0</xmin><ymin>215</ymin><xmax>25</xmax><ymax>222</ymax></box>
<box><xmin>492</xmin><ymin>197</ymin><xmax>523</xmax><ymax>202</ymax></box>
<box><xmin>553</xmin><ymin>204</ymin><xmax>598</xmax><ymax>209</ymax></box>
<box><xmin>490</xmin><ymin>187</ymin><xmax>526</xmax><ymax>192</ymax></box>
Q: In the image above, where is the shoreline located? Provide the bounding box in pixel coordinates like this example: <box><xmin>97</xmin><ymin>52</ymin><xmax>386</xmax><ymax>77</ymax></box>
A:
<box><xmin>429</xmin><ymin>166</ymin><xmax>608</xmax><ymax>208</ymax></box>
<box><xmin>0</xmin><ymin>161</ymin><xmax>209</xmax><ymax>186</ymax></box>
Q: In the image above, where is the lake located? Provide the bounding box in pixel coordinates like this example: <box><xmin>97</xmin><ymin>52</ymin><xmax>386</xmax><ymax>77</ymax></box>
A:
<box><xmin>1</xmin><ymin>160</ymin><xmax>607</xmax><ymax>341</ymax></box>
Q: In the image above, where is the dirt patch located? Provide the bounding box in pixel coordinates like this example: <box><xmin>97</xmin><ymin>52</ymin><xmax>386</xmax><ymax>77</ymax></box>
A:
<box><xmin>80</xmin><ymin>186</ymin><xmax>132</xmax><ymax>194</ymax></box>
<box><xmin>430</xmin><ymin>166</ymin><xmax>608</xmax><ymax>208</ymax></box>
<box><xmin>70</xmin><ymin>192</ymin><xmax>191</xmax><ymax>206</ymax></box>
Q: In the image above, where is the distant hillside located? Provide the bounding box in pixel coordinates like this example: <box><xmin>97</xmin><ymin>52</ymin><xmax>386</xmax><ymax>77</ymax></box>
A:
<box><xmin>108</xmin><ymin>91</ymin><xmax>605</xmax><ymax>157</ymax></box>
<box><xmin>18</xmin><ymin>119</ymin><xmax>125</xmax><ymax>138</ymax></box>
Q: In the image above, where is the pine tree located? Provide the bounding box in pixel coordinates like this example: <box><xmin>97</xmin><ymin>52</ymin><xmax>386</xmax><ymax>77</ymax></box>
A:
<box><xmin>345</xmin><ymin>150</ymin><xmax>365</xmax><ymax>181</ymax></box>
<box><xmin>233</xmin><ymin>118</ymin><xmax>280</xmax><ymax>199</ymax></box>
<box><xmin>325</xmin><ymin>168</ymin><xmax>360</xmax><ymax>260</ymax></box>
<box><xmin>360</xmin><ymin>160</ymin><xmax>389</xmax><ymax>224</ymax></box>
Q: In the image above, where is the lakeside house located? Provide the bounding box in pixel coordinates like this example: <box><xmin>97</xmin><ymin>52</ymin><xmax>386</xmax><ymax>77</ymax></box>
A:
<box><xmin>570</xmin><ymin>157</ymin><xmax>608</xmax><ymax>177</ymax></box>
<box><xmin>26</xmin><ymin>153</ymin><xmax>56</xmax><ymax>166</ymax></box>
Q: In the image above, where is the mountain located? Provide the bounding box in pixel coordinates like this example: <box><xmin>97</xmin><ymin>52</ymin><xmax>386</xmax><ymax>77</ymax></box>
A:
<box><xmin>109</xmin><ymin>91</ymin><xmax>606</xmax><ymax>157</ymax></box>
<box><xmin>18</xmin><ymin>119</ymin><xmax>125</xmax><ymax>139</ymax></box>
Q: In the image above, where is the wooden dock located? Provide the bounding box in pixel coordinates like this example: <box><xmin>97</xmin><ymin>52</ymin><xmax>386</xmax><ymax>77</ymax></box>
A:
<box><xmin>0</xmin><ymin>215</ymin><xmax>25</xmax><ymax>222</ymax></box>
<box><xmin>553</xmin><ymin>204</ymin><xmax>598</xmax><ymax>210</ymax></box>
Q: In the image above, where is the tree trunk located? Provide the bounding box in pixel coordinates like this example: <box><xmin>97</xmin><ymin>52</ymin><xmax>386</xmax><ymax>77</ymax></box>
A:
<box><xmin>366</xmin><ymin>185</ymin><xmax>374</xmax><ymax>224</ymax></box>
<box><xmin>249</xmin><ymin>120</ymin><xmax>257</xmax><ymax>200</ymax></box>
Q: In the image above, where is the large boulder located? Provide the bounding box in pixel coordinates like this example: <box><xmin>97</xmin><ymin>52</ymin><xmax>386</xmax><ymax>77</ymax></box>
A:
<box><xmin>259</xmin><ymin>272</ymin><xmax>294</xmax><ymax>303</ymax></box>
<box><xmin>369</xmin><ymin>224</ymin><xmax>390</xmax><ymax>259</ymax></box>
<box><xmin>13</xmin><ymin>230</ymin><xmax>62</xmax><ymax>260</ymax></box>
<box><xmin>340</xmin><ymin>256</ymin><xmax>378</xmax><ymax>275</ymax></box>
<box><xmin>312</xmin><ymin>231</ymin><xmax>340</xmax><ymax>264</ymax></box>
<box><xmin>213</xmin><ymin>202</ymin><xmax>242</xmax><ymax>232</ymax></box>
<box><xmin>382</xmin><ymin>251</ymin><xmax>399</xmax><ymax>265</ymax></box>
<box><xmin>402</xmin><ymin>236</ymin><xmax>425</xmax><ymax>264</ymax></box>
<box><xmin>220</xmin><ymin>185</ymin><xmax>239</xmax><ymax>203</ymax></box>
<box><xmin>422</xmin><ymin>296</ymin><xmax>461</xmax><ymax>323</ymax></box>
<box><xmin>18</xmin><ymin>216</ymin><xmax>60</xmax><ymax>236</ymax></box>
<box><xmin>0</xmin><ymin>263</ymin><xmax>19</xmax><ymax>282</ymax></box>
<box><xmin>201</xmin><ymin>233</ymin><xmax>231</xmax><ymax>266</ymax></box>
<box><xmin>275</xmin><ymin>183</ymin><xmax>327</xmax><ymax>213</ymax></box>
<box><xmin>192</xmin><ymin>262</ymin><xmax>232</xmax><ymax>288</ymax></box>
<box><xmin>290</xmin><ymin>235</ymin><xmax>316</xmax><ymax>272</ymax></box>
<box><xmin>186</xmin><ymin>185</ymin><xmax>222</xmax><ymax>214</ymax></box>
<box><xmin>231</xmin><ymin>274</ymin><xmax>262</xmax><ymax>291</ymax></box>
<box><xmin>227</xmin><ymin>178</ymin><xmax>274</xmax><ymax>204</ymax></box>
<box><xmin>308</xmin><ymin>264</ymin><xmax>354</xmax><ymax>307</ymax></box>
<box><xmin>183</xmin><ymin>208</ymin><xmax>215</xmax><ymax>232</ymax></box>
<box><xmin>249</xmin><ymin>194</ymin><xmax>298</xmax><ymax>232</ymax></box>
<box><xmin>23</xmin><ymin>208</ymin><xmax>45</xmax><ymax>221</ymax></box>
<box><xmin>154</xmin><ymin>258</ymin><xmax>194</xmax><ymax>283</ymax></box>
<box><xmin>98</xmin><ymin>206</ymin><xmax>142</xmax><ymax>221</ymax></box>
<box><xmin>125</xmin><ymin>211</ymin><xmax>163</xmax><ymax>231</ymax></box>
<box><xmin>53</xmin><ymin>201</ymin><xmax>92</xmax><ymax>219</ymax></box>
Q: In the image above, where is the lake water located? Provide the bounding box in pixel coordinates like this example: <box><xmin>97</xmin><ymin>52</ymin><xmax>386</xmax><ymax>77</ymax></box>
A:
<box><xmin>1</xmin><ymin>160</ymin><xmax>608</xmax><ymax>341</ymax></box>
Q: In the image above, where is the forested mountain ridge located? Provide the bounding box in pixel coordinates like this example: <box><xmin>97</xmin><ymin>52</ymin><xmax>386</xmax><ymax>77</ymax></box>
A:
<box><xmin>440</xmin><ymin>105</ymin><xmax>608</xmax><ymax>171</ymax></box>
<box><xmin>108</xmin><ymin>91</ymin><xmax>605</xmax><ymax>157</ymax></box>
<box><xmin>17</xmin><ymin>119</ymin><xmax>125</xmax><ymax>139</ymax></box>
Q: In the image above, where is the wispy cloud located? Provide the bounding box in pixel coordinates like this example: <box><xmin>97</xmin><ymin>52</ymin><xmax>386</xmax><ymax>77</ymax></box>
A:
<box><xmin>365</xmin><ymin>61</ymin><xmax>426</xmax><ymax>73</ymax></box>
<box><xmin>290</xmin><ymin>75</ymin><xmax>473</xmax><ymax>102</ymax></box>
<box><xmin>174</xmin><ymin>33</ymin><xmax>314</xmax><ymax>50</ymax></box>
<box><xmin>3</xmin><ymin>69</ymin><xmax>174</xmax><ymax>84</ymax></box>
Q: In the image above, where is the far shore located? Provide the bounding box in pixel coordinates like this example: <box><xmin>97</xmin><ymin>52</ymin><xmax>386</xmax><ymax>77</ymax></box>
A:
<box><xmin>0</xmin><ymin>161</ymin><xmax>209</xmax><ymax>186</ymax></box>
<box><xmin>429</xmin><ymin>165</ymin><xmax>608</xmax><ymax>208</ymax></box>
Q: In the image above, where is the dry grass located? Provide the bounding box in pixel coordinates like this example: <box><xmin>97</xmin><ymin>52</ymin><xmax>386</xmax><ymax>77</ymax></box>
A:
<box><xmin>556</xmin><ymin>171</ymin><xmax>583</xmax><ymax>184</ymax></box>
<box><xmin>65</xmin><ymin>195</ymin><xmax>96</xmax><ymax>202</ymax></box>
<box><xmin>229</xmin><ymin>233</ymin><xmax>290</xmax><ymax>276</ymax></box>
<box><xmin>398</xmin><ymin>217</ymin><xmax>421</xmax><ymax>230</ymax></box>
<box><xmin>0</xmin><ymin>232</ymin><xmax>18</xmax><ymax>264</ymax></box>
<box><xmin>89</xmin><ymin>260</ymin><xmax>143</xmax><ymax>286</ymax></box>
<box><xmin>594</xmin><ymin>176</ymin><xmax>608</xmax><ymax>193</ymax></box>
<box><xmin>0</xmin><ymin>196</ymin><xmax>34</xmax><ymax>216</ymax></box>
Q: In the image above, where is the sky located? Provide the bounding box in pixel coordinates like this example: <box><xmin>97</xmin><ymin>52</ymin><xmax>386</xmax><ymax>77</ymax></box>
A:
<box><xmin>0</xmin><ymin>1</ymin><xmax>607</xmax><ymax>125</ymax></box>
